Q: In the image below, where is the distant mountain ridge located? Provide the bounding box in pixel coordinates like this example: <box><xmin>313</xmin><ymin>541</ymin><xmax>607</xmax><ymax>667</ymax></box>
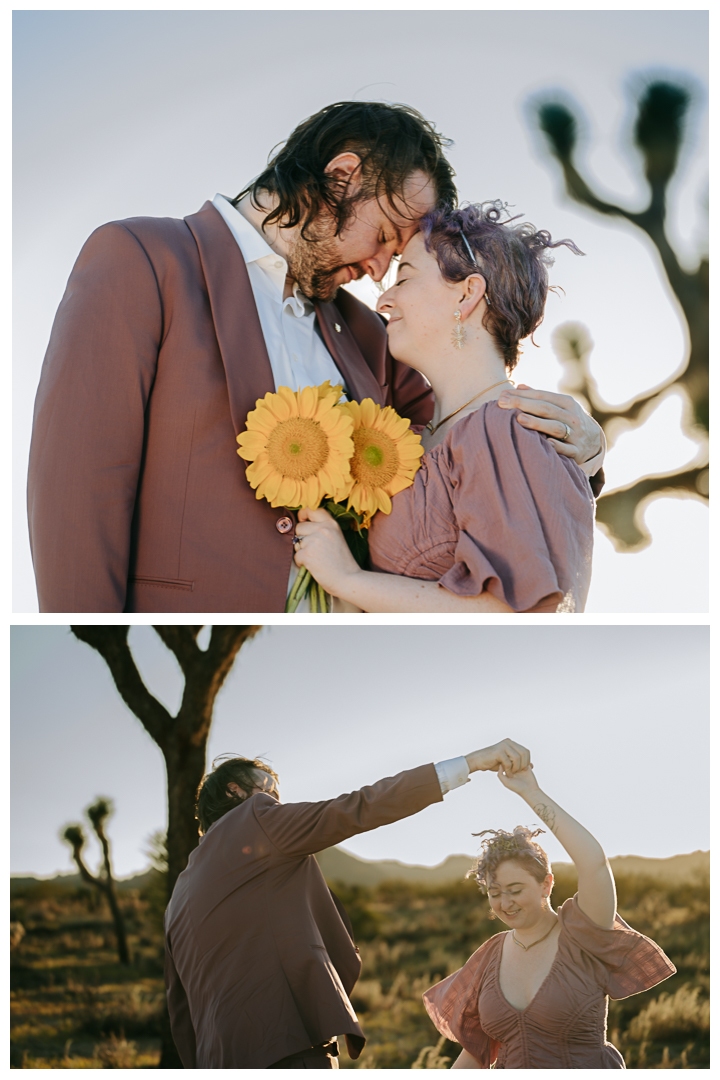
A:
<box><xmin>316</xmin><ymin>847</ymin><xmax>709</xmax><ymax>887</ymax></box>
<box><xmin>11</xmin><ymin>848</ymin><xmax>708</xmax><ymax>895</ymax></box>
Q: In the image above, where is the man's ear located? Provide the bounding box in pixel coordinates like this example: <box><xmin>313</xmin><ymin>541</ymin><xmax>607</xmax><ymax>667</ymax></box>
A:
<box><xmin>324</xmin><ymin>152</ymin><xmax>363</xmax><ymax>195</ymax></box>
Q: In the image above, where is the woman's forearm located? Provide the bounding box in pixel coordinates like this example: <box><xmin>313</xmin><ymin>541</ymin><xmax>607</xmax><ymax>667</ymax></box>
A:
<box><xmin>451</xmin><ymin>1049</ymin><xmax>482</xmax><ymax>1069</ymax></box>
<box><xmin>521</xmin><ymin>788</ymin><xmax>605</xmax><ymax>870</ymax></box>
<box><xmin>520</xmin><ymin>786</ymin><xmax>616</xmax><ymax>927</ymax></box>
<box><xmin>334</xmin><ymin>569</ymin><xmax>513</xmax><ymax>613</ymax></box>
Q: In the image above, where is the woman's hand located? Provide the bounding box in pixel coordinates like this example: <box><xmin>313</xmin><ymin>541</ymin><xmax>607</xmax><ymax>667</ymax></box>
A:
<box><xmin>496</xmin><ymin>764</ymin><xmax>540</xmax><ymax>798</ymax></box>
<box><xmin>294</xmin><ymin>508</ymin><xmax>363</xmax><ymax>597</ymax></box>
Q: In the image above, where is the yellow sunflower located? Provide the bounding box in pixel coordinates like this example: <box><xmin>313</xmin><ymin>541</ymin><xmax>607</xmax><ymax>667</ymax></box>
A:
<box><xmin>236</xmin><ymin>382</ymin><xmax>354</xmax><ymax>508</ymax></box>
<box><xmin>337</xmin><ymin>399</ymin><xmax>425</xmax><ymax>520</ymax></box>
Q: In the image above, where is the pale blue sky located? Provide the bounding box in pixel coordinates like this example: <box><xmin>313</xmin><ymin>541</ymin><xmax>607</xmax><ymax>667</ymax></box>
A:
<box><xmin>11</xmin><ymin>625</ymin><xmax>709</xmax><ymax>878</ymax></box>
<box><xmin>13</xmin><ymin>10</ymin><xmax>709</xmax><ymax>612</ymax></box>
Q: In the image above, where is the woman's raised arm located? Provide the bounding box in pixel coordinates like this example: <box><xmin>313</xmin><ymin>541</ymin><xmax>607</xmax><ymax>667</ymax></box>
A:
<box><xmin>497</xmin><ymin>766</ymin><xmax>616</xmax><ymax>928</ymax></box>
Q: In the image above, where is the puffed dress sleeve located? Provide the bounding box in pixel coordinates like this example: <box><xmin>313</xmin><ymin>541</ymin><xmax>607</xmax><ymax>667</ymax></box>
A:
<box><xmin>423</xmin><ymin>935</ymin><xmax>503</xmax><ymax>1067</ymax></box>
<box><xmin>437</xmin><ymin>404</ymin><xmax>594</xmax><ymax>612</ymax></box>
<box><xmin>557</xmin><ymin>895</ymin><xmax>676</xmax><ymax>999</ymax></box>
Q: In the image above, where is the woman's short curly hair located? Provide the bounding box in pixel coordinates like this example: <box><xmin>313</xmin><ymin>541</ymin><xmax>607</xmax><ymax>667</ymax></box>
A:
<box><xmin>467</xmin><ymin>826</ymin><xmax>551</xmax><ymax>893</ymax></box>
<box><xmin>420</xmin><ymin>201</ymin><xmax>584</xmax><ymax>371</ymax></box>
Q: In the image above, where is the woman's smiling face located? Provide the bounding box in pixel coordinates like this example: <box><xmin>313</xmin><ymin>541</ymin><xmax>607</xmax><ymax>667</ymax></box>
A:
<box><xmin>487</xmin><ymin>859</ymin><xmax>553</xmax><ymax>930</ymax></box>
<box><xmin>376</xmin><ymin>231</ymin><xmax>460</xmax><ymax>368</ymax></box>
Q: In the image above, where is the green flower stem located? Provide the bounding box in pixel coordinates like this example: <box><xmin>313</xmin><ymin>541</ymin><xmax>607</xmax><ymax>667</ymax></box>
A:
<box><xmin>309</xmin><ymin>580</ymin><xmax>318</xmax><ymax>613</ymax></box>
<box><xmin>319</xmin><ymin>587</ymin><xmax>329</xmax><ymax>613</ymax></box>
<box><xmin>285</xmin><ymin>567</ymin><xmax>311</xmax><ymax>613</ymax></box>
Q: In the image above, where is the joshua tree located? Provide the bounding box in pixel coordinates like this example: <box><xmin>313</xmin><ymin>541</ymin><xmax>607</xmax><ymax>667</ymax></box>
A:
<box><xmin>533</xmin><ymin>77</ymin><xmax>708</xmax><ymax>549</ymax></box>
<box><xmin>70</xmin><ymin>626</ymin><xmax>261</xmax><ymax>898</ymax></box>
<box><xmin>62</xmin><ymin>797</ymin><xmax>130</xmax><ymax>964</ymax></box>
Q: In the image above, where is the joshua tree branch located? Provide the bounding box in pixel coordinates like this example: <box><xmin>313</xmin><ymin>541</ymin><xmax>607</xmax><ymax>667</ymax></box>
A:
<box><xmin>70</xmin><ymin>627</ymin><xmax>173</xmax><ymax>747</ymax></box>
<box><xmin>153</xmin><ymin>626</ymin><xmax>203</xmax><ymax>672</ymax></box>
<box><xmin>595</xmin><ymin>465</ymin><xmax>709</xmax><ymax>550</ymax></box>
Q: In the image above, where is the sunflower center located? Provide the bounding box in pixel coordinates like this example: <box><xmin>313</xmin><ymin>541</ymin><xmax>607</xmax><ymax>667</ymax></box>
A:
<box><xmin>350</xmin><ymin>427</ymin><xmax>400</xmax><ymax>487</ymax></box>
<box><xmin>266</xmin><ymin>417</ymin><xmax>330</xmax><ymax>480</ymax></box>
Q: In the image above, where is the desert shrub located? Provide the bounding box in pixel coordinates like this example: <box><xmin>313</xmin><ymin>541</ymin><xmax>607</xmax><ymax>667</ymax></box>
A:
<box><xmin>412</xmin><ymin>1036</ymin><xmax>452</xmax><ymax>1069</ymax></box>
<box><xmin>76</xmin><ymin>983</ymin><xmax>165</xmax><ymax>1038</ymax></box>
<box><xmin>627</xmin><ymin>984</ymin><xmax>710</xmax><ymax>1042</ymax></box>
<box><xmin>94</xmin><ymin>1032</ymin><xmax>139</xmax><ymax>1068</ymax></box>
<box><xmin>324</xmin><ymin>882</ymin><xmax>382</xmax><ymax>940</ymax></box>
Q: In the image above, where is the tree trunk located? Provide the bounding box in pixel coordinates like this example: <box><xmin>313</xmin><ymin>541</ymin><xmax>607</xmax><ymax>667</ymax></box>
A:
<box><xmin>164</xmin><ymin>737</ymin><xmax>210</xmax><ymax>897</ymax></box>
<box><xmin>104</xmin><ymin>880</ymin><xmax>131</xmax><ymax>965</ymax></box>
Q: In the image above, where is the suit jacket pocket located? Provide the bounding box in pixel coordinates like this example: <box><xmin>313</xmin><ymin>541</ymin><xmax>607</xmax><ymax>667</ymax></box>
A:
<box><xmin>130</xmin><ymin>574</ymin><xmax>194</xmax><ymax>592</ymax></box>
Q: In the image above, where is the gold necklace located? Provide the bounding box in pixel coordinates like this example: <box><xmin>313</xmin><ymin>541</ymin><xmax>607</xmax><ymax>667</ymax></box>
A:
<box><xmin>425</xmin><ymin>379</ymin><xmax>513</xmax><ymax>435</ymax></box>
<box><xmin>511</xmin><ymin>919</ymin><xmax>557</xmax><ymax>951</ymax></box>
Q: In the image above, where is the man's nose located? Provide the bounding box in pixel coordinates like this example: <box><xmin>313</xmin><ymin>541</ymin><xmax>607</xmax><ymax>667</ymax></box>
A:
<box><xmin>360</xmin><ymin>247</ymin><xmax>395</xmax><ymax>283</ymax></box>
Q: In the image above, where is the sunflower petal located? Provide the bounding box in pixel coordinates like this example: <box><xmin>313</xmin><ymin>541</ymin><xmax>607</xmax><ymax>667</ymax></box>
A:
<box><xmin>359</xmin><ymin>398</ymin><xmax>378</xmax><ymax>428</ymax></box>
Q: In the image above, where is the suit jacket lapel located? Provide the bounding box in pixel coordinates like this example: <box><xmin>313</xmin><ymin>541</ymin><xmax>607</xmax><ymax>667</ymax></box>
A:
<box><xmin>315</xmin><ymin>300</ymin><xmax>386</xmax><ymax>406</ymax></box>
<box><xmin>185</xmin><ymin>201</ymin><xmax>274</xmax><ymax>434</ymax></box>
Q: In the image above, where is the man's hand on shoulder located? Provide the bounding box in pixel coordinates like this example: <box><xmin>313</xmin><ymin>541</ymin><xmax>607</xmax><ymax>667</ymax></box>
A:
<box><xmin>465</xmin><ymin>739</ymin><xmax>531</xmax><ymax>776</ymax></box>
<box><xmin>497</xmin><ymin>384</ymin><xmax>605</xmax><ymax>475</ymax></box>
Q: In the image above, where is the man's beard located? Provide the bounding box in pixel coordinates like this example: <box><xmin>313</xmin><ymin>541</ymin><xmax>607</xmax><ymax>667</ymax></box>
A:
<box><xmin>287</xmin><ymin>218</ymin><xmax>364</xmax><ymax>303</ymax></box>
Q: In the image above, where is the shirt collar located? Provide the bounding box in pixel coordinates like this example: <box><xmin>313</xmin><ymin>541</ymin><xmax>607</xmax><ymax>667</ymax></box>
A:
<box><xmin>212</xmin><ymin>193</ymin><xmax>313</xmax><ymax>314</ymax></box>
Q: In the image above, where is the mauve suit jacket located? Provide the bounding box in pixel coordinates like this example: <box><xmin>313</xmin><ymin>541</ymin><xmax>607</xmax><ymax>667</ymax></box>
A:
<box><xmin>27</xmin><ymin>202</ymin><xmax>433</xmax><ymax>612</ymax></box>
<box><xmin>163</xmin><ymin>763</ymin><xmax>443</xmax><ymax>1068</ymax></box>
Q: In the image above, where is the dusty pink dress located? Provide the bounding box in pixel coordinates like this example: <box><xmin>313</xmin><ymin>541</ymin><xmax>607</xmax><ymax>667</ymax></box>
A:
<box><xmin>368</xmin><ymin>403</ymin><xmax>594</xmax><ymax>612</ymax></box>
<box><xmin>423</xmin><ymin>896</ymin><xmax>676</xmax><ymax>1069</ymax></box>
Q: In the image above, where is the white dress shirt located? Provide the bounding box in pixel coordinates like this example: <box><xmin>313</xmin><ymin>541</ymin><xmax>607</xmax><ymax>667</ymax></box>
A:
<box><xmin>435</xmin><ymin>756</ymin><xmax>471</xmax><ymax>795</ymax></box>
<box><xmin>212</xmin><ymin>194</ymin><xmax>346</xmax><ymax>393</ymax></box>
<box><xmin>212</xmin><ymin>194</ymin><xmax>355</xmax><ymax>613</ymax></box>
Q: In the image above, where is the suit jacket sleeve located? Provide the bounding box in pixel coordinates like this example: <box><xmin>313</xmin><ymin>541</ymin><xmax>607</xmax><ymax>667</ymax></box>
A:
<box><xmin>164</xmin><ymin>933</ymin><xmax>197</xmax><ymax>1068</ymax></box>
<box><xmin>27</xmin><ymin>223</ymin><xmax>163</xmax><ymax>612</ymax></box>
<box><xmin>254</xmin><ymin>763</ymin><xmax>443</xmax><ymax>859</ymax></box>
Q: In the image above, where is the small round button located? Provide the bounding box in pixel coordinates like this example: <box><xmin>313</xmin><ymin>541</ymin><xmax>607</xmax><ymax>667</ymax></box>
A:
<box><xmin>275</xmin><ymin>516</ymin><xmax>293</xmax><ymax>534</ymax></box>
<box><xmin>275</xmin><ymin>260</ymin><xmax>284</xmax><ymax>269</ymax></box>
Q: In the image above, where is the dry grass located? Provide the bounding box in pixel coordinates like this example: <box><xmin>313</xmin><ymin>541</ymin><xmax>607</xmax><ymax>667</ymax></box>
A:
<box><xmin>334</xmin><ymin>870</ymin><xmax>709</xmax><ymax>1069</ymax></box>
<box><xmin>10</xmin><ymin>882</ymin><xmax>165</xmax><ymax>1069</ymax></box>
<box><xmin>10</xmin><ymin>869</ymin><xmax>709</xmax><ymax>1069</ymax></box>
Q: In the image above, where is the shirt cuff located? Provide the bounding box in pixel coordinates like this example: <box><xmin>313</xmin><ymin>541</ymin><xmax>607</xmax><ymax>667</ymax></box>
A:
<box><xmin>434</xmin><ymin>756</ymin><xmax>471</xmax><ymax>796</ymax></box>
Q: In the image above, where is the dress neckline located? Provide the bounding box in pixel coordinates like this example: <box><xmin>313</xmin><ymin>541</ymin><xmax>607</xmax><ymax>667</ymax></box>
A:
<box><xmin>495</xmin><ymin>925</ymin><xmax>562</xmax><ymax>1015</ymax></box>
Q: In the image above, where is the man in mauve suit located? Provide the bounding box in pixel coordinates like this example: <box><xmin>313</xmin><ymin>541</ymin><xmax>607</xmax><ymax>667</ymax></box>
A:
<box><xmin>164</xmin><ymin>739</ymin><xmax>531</xmax><ymax>1068</ymax></box>
<box><xmin>27</xmin><ymin>101</ymin><xmax>605</xmax><ymax>613</ymax></box>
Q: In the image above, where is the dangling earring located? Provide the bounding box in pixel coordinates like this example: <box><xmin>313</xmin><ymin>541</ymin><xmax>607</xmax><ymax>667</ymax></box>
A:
<box><xmin>451</xmin><ymin>310</ymin><xmax>466</xmax><ymax>350</ymax></box>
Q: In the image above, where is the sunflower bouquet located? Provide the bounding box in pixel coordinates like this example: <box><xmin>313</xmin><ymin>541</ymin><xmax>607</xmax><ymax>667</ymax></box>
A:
<box><xmin>236</xmin><ymin>382</ymin><xmax>424</xmax><ymax>612</ymax></box>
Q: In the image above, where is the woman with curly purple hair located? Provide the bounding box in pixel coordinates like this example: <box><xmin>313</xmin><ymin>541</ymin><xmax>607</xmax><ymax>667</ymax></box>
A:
<box><xmin>294</xmin><ymin>202</ymin><xmax>596</xmax><ymax>612</ymax></box>
<box><xmin>422</xmin><ymin>763</ymin><xmax>675</xmax><ymax>1068</ymax></box>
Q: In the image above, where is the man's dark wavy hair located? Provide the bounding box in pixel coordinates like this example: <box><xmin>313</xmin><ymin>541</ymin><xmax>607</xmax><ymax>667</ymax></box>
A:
<box><xmin>195</xmin><ymin>755</ymin><xmax>279</xmax><ymax>835</ymax></box>
<box><xmin>233</xmin><ymin>101</ymin><xmax>457</xmax><ymax>239</ymax></box>
<box><xmin>421</xmin><ymin>201</ymin><xmax>584</xmax><ymax>371</ymax></box>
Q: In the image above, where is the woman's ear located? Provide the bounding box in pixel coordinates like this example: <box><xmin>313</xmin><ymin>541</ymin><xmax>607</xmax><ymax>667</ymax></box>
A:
<box><xmin>458</xmin><ymin>273</ymin><xmax>488</xmax><ymax>318</ymax></box>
